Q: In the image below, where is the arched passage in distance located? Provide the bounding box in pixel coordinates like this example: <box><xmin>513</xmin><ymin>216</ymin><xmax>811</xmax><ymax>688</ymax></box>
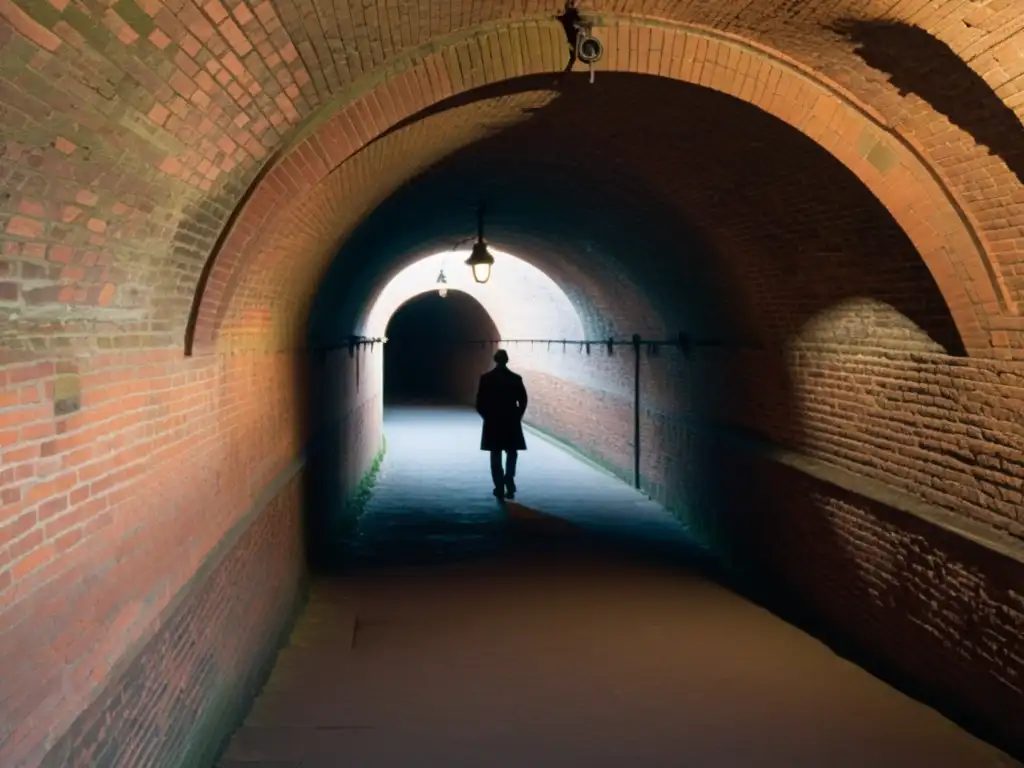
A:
<box><xmin>364</xmin><ymin>247</ymin><xmax>587</xmax><ymax>406</ymax></box>
<box><xmin>305</xmin><ymin>244</ymin><xmax>588</xmax><ymax>560</ymax></box>
<box><xmin>382</xmin><ymin>290</ymin><xmax>501</xmax><ymax>406</ymax></box>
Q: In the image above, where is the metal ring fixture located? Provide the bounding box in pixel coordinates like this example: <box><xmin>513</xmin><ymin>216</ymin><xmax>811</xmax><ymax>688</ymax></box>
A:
<box><xmin>577</xmin><ymin>34</ymin><xmax>603</xmax><ymax>64</ymax></box>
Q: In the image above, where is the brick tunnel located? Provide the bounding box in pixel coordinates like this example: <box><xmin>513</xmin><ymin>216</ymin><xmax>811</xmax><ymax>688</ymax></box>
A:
<box><xmin>2</xmin><ymin>1</ymin><xmax>1024</xmax><ymax>766</ymax></box>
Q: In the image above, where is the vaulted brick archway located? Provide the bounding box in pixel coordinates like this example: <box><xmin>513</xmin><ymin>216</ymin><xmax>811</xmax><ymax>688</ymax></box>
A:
<box><xmin>3</xmin><ymin>3</ymin><xmax>1024</xmax><ymax>767</ymax></box>
<box><xmin>188</xmin><ymin>21</ymin><xmax>1014</xmax><ymax>358</ymax></box>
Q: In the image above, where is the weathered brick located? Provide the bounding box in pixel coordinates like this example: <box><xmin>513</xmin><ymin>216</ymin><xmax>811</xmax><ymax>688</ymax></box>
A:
<box><xmin>2</xmin><ymin>6</ymin><xmax>1024</xmax><ymax>768</ymax></box>
<box><xmin>6</xmin><ymin>215</ymin><xmax>45</xmax><ymax>238</ymax></box>
<box><xmin>0</xmin><ymin>0</ymin><xmax>63</xmax><ymax>51</ymax></box>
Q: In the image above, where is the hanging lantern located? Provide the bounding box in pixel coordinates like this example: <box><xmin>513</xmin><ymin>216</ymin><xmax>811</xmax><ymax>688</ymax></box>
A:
<box><xmin>465</xmin><ymin>204</ymin><xmax>495</xmax><ymax>284</ymax></box>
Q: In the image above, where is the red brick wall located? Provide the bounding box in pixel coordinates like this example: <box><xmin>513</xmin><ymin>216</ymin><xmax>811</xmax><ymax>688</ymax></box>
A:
<box><xmin>2</xmin><ymin>3</ymin><xmax>1023</xmax><ymax>762</ymax></box>
<box><xmin>316</xmin><ymin>345</ymin><xmax>383</xmax><ymax>490</ymax></box>
<box><xmin>305</xmin><ymin>344</ymin><xmax>384</xmax><ymax>565</ymax></box>
<box><xmin>0</xmin><ymin>349</ymin><xmax>308</xmax><ymax>768</ymax></box>
<box><xmin>0</xmin><ymin>0</ymin><xmax>1020</xmax><ymax>357</ymax></box>
<box><xmin>520</xmin><ymin>332</ymin><xmax>1024</xmax><ymax>541</ymax></box>
<box><xmin>38</xmin><ymin>466</ymin><xmax>306</xmax><ymax>768</ymax></box>
<box><xmin>744</xmin><ymin>455</ymin><xmax>1024</xmax><ymax>754</ymax></box>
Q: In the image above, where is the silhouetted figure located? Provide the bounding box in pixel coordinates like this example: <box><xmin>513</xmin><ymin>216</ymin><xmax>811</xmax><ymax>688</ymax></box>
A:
<box><xmin>475</xmin><ymin>349</ymin><xmax>528</xmax><ymax>500</ymax></box>
<box><xmin>555</xmin><ymin>0</ymin><xmax>582</xmax><ymax>75</ymax></box>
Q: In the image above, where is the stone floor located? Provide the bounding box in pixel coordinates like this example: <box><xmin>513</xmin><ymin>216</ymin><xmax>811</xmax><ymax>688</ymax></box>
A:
<box><xmin>217</xmin><ymin>406</ymin><xmax>1017</xmax><ymax>767</ymax></box>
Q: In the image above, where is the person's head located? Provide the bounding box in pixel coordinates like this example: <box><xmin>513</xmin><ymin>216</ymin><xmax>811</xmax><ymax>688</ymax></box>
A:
<box><xmin>493</xmin><ymin>349</ymin><xmax>509</xmax><ymax>367</ymax></box>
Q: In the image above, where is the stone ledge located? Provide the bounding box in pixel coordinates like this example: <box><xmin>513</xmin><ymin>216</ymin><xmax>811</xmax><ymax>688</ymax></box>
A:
<box><xmin>757</xmin><ymin>442</ymin><xmax>1024</xmax><ymax>568</ymax></box>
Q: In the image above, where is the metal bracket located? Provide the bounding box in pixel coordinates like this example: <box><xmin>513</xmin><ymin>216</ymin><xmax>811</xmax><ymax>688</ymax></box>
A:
<box><xmin>558</xmin><ymin>0</ymin><xmax>602</xmax><ymax>82</ymax></box>
<box><xmin>677</xmin><ymin>331</ymin><xmax>692</xmax><ymax>359</ymax></box>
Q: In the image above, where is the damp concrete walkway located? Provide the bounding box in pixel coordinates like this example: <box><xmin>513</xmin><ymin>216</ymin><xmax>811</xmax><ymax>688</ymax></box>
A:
<box><xmin>218</xmin><ymin>406</ymin><xmax>1017</xmax><ymax>767</ymax></box>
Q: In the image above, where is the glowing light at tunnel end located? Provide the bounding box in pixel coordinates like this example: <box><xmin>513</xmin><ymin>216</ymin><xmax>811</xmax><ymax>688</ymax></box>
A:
<box><xmin>362</xmin><ymin>248</ymin><xmax>585</xmax><ymax>342</ymax></box>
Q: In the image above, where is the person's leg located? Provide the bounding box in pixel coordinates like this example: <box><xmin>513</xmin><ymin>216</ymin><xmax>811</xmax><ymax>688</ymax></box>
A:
<box><xmin>505</xmin><ymin>450</ymin><xmax>518</xmax><ymax>496</ymax></box>
<box><xmin>489</xmin><ymin>450</ymin><xmax>504</xmax><ymax>497</ymax></box>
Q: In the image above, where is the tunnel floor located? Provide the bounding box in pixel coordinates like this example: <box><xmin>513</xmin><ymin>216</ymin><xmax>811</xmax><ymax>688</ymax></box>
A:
<box><xmin>218</xmin><ymin>407</ymin><xmax>1015</xmax><ymax>767</ymax></box>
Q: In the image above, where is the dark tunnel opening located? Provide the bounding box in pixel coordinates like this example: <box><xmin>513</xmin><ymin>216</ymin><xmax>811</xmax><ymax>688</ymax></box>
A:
<box><xmin>303</xmin><ymin>74</ymin><xmax>967</xmax><ymax>577</ymax></box>
<box><xmin>295</xmin><ymin>74</ymin><xmax>989</xmax><ymax>746</ymax></box>
<box><xmin>302</xmin><ymin>72</ymin><xmax>969</xmax><ymax>574</ymax></box>
<box><xmin>383</xmin><ymin>290</ymin><xmax>500</xmax><ymax>406</ymax></box>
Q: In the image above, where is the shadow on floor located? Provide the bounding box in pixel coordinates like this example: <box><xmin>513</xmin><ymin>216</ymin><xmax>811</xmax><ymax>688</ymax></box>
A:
<box><xmin>336</xmin><ymin>489</ymin><xmax>730</xmax><ymax>595</ymax></box>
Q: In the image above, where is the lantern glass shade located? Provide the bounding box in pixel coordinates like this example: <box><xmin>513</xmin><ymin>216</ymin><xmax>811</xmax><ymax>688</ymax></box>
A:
<box><xmin>471</xmin><ymin>261</ymin><xmax>492</xmax><ymax>284</ymax></box>
<box><xmin>466</xmin><ymin>242</ymin><xmax>494</xmax><ymax>284</ymax></box>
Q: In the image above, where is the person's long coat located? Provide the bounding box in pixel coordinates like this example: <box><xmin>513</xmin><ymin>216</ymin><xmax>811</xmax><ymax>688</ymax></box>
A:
<box><xmin>475</xmin><ymin>367</ymin><xmax>528</xmax><ymax>451</ymax></box>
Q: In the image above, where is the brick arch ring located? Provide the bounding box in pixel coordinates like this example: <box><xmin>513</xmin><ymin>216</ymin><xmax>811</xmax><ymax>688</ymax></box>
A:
<box><xmin>186</xmin><ymin>17</ymin><xmax>1007</xmax><ymax>359</ymax></box>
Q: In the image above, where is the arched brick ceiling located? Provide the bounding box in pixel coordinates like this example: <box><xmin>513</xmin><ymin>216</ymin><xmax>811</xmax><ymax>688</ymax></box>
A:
<box><xmin>274</xmin><ymin>75</ymin><xmax>966</xmax><ymax>358</ymax></box>
<box><xmin>1</xmin><ymin>1</ymin><xmax>1020</xmax><ymax>355</ymax></box>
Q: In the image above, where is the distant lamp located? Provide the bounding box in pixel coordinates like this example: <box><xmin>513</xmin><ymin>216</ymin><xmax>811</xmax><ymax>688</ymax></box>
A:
<box><xmin>436</xmin><ymin>268</ymin><xmax>448</xmax><ymax>298</ymax></box>
<box><xmin>465</xmin><ymin>204</ymin><xmax>495</xmax><ymax>284</ymax></box>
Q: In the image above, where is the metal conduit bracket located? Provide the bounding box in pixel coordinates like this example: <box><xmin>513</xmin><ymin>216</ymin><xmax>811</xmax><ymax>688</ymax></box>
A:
<box><xmin>631</xmin><ymin>333</ymin><xmax>642</xmax><ymax>490</ymax></box>
<box><xmin>677</xmin><ymin>331</ymin><xmax>691</xmax><ymax>359</ymax></box>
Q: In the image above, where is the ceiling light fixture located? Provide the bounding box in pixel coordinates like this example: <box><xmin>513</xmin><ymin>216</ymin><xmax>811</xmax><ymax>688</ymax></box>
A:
<box><xmin>464</xmin><ymin>203</ymin><xmax>495</xmax><ymax>285</ymax></box>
